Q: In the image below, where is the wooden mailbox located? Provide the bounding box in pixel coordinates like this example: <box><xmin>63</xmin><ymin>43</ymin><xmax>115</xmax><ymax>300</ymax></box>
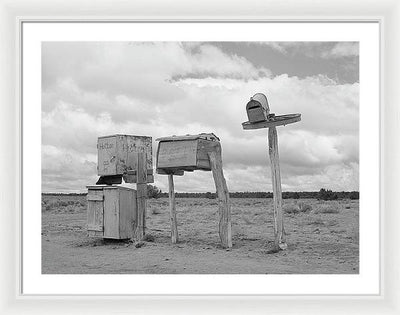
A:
<box><xmin>155</xmin><ymin>133</ymin><xmax>232</xmax><ymax>248</ymax></box>
<box><xmin>97</xmin><ymin>134</ymin><xmax>153</xmax><ymax>183</ymax></box>
<box><xmin>246</xmin><ymin>93</ymin><xmax>270</xmax><ymax>123</ymax></box>
<box><xmin>87</xmin><ymin>185</ymin><xmax>137</xmax><ymax>239</ymax></box>
<box><xmin>156</xmin><ymin>133</ymin><xmax>220</xmax><ymax>174</ymax></box>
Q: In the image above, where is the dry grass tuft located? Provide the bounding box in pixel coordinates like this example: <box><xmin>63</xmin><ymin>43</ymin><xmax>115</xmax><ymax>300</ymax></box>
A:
<box><xmin>283</xmin><ymin>204</ymin><xmax>299</xmax><ymax>214</ymax></box>
<box><xmin>283</xmin><ymin>201</ymin><xmax>313</xmax><ymax>214</ymax></box>
<box><xmin>307</xmin><ymin>218</ymin><xmax>325</xmax><ymax>226</ymax></box>
<box><xmin>297</xmin><ymin>201</ymin><xmax>313</xmax><ymax>212</ymax></box>
<box><xmin>143</xmin><ymin>234</ymin><xmax>155</xmax><ymax>242</ymax></box>
<box><xmin>313</xmin><ymin>203</ymin><xmax>340</xmax><ymax>214</ymax></box>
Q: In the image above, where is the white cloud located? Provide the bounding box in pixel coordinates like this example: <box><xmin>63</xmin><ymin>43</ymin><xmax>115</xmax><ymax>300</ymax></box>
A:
<box><xmin>41</xmin><ymin>42</ymin><xmax>359</xmax><ymax>192</ymax></box>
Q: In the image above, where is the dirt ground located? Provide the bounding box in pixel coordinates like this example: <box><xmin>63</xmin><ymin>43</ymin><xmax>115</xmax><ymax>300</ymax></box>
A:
<box><xmin>42</xmin><ymin>195</ymin><xmax>359</xmax><ymax>274</ymax></box>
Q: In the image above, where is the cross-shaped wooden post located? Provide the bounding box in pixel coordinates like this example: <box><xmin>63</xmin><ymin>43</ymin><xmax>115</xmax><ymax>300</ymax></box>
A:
<box><xmin>242</xmin><ymin>93</ymin><xmax>301</xmax><ymax>251</ymax></box>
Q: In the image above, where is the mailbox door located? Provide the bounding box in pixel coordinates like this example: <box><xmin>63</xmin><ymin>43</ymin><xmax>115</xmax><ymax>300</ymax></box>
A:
<box><xmin>87</xmin><ymin>188</ymin><xmax>104</xmax><ymax>237</ymax></box>
<box><xmin>247</xmin><ymin>107</ymin><xmax>266</xmax><ymax>123</ymax></box>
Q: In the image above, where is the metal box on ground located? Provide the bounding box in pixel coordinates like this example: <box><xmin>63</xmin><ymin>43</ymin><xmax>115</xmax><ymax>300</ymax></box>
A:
<box><xmin>87</xmin><ymin>185</ymin><xmax>137</xmax><ymax>239</ymax></box>
<box><xmin>97</xmin><ymin>134</ymin><xmax>153</xmax><ymax>182</ymax></box>
<box><xmin>156</xmin><ymin>133</ymin><xmax>220</xmax><ymax>174</ymax></box>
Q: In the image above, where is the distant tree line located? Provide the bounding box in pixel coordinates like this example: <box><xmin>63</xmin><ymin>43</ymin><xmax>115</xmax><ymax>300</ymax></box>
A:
<box><xmin>43</xmin><ymin>186</ymin><xmax>359</xmax><ymax>200</ymax></box>
<box><xmin>155</xmin><ymin>188</ymin><xmax>359</xmax><ymax>200</ymax></box>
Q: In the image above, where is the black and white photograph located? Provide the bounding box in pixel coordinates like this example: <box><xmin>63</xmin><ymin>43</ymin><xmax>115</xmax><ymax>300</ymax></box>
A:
<box><xmin>41</xmin><ymin>41</ymin><xmax>360</xmax><ymax>274</ymax></box>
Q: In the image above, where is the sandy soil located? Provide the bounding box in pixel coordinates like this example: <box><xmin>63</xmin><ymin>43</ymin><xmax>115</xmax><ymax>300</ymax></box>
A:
<box><xmin>42</xmin><ymin>196</ymin><xmax>359</xmax><ymax>274</ymax></box>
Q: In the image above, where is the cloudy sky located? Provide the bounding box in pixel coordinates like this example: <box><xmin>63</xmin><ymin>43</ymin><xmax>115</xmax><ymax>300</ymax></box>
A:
<box><xmin>42</xmin><ymin>41</ymin><xmax>359</xmax><ymax>193</ymax></box>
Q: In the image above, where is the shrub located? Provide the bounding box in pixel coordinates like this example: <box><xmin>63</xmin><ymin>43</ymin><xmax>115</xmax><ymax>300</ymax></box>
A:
<box><xmin>317</xmin><ymin>188</ymin><xmax>338</xmax><ymax>201</ymax></box>
<box><xmin>58</xmin><ymin>200</ymin><xmax>69</xmax><ymax>207</ymax></box>
<box><xmin>147</xmin><ymin>185</ymin><xmax>162</xmax><ymax>199</ymax></box>
<box><xmin>349</xmin><ymin>191</ymin><xmax>359</xmax><ymax>200</ymax></box>
<box><xmin>205</xmin><ymin>192</ymin><xmax>216</xmax><ymax>199</ymax></box>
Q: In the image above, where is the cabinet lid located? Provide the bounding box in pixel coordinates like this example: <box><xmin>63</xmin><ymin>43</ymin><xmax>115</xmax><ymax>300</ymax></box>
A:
<box><xmin>86</xmin><ymin>185</ymin><xmax>136</xmax><ymax>191</ymax></box>
<box><xmin>97</xmin><ymin>134</ymin><xmax>152</xmax><ymax>139</ymax></box>
<box><xmin>87</xmin><ymin>185</ymin><xmax>108</xmax><ymax>189</ymax></box>
<box><xmin>156</xmin><ymin>133</ymin><xmax>220</xmax><ymax>142</ymax></box>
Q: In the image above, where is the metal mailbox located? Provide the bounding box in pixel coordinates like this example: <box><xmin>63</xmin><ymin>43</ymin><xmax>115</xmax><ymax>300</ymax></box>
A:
<box><xmin>246</xmin><ymin>93</ymin><xmax>270</xmax><ymax>123</ymax></box>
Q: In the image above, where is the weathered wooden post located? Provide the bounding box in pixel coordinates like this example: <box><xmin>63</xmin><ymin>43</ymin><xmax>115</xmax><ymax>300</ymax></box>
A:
<box><xmin>168</xmin><ymin>174</ymin><xmax>178</xmax><ymax>243</ymax></box>
<box><xmin>242</xmin><ymin>93</ymin><xmax>301</xmax><ymax>251</ymax></box>
<box><xmin>134</xmin><ymin>152</ymin><xmax>147</xmax><ymax>241</ymax></box>
<box><xmin>208</xmin><ymin>145</ymin><xmax>232</xmax><ymax>248</ymax></box>
<box><xmin>156</xmin><ymin>133</ymin><xmax>232</xmax><ymax>248</ymax></box>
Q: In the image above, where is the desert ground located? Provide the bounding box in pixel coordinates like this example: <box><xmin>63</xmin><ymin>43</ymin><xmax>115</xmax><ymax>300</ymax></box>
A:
<box><xmin>42</xmin><ymin>195</ymin><xmax>359</xmax><ymax>274</ymax></box>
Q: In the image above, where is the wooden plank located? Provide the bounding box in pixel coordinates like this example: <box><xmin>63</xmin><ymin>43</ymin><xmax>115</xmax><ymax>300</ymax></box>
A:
<box><xmin>103</xmin><ymin>187</ymin><xmax>120</xmax><ymax>239</ymax></box>
<box><xmin>87</xmin><ymin>189</ymin><xmax>104</xmax><ymax>235</ymax></box>
<box><xmin>168</xmin><ymin>174</ymin><xmax>178</xmax><ymax>244</ymax></box>
<box><xmin>118</xmin><ymin>187</ymin><xmax>136</xmax><ymax>239</ymax></box>
<box><xmin>86</xmin><ymin>185</ymin><xmax>106</xmax><ymax>190</ymax></box>
<box><xmin>97</xmin><ymin>136</ymin><xmax>118</xmax><ymax>176</ymax></box>
<box><xmin>268</xmin><ymin>126</ymin><xmax>287</xmax><ymax>251</ymax></box>
<box><xmin>126</xmin><ymin>135</ymin><xmax>153</xmax><ymax>173</ymax></box>
<box><xmin>156</xmin><ymin>133</ymin><xmax>219</xmax><ymax>142</ymax></box>
<box><xmin>156</xmin><ymin>168</ymin><xmax>184</xmax><ymax>176</ymax></box>
<box><xmin>157</xmin><ymin>140</ymin><xmax>197</xmax><ymax>169</ymax></box>
<box><xmin>208</xmin><ymin>144</ymin><xmax>232</xmax><ymax>249</ymax></box>
<box><xmin>242</xmin><ymin>114</ymin><xmax>301</xmax><ymax>130</ymax></box>
<box><xmin>196</xmin><ymin>139</ymin><xmax>218</xmax><ymax>170</ymax></box>
<box><xmin>87</xmin><ymin>194</ymin><xmax>103</xmax><ymax>201</ymax></box>
<box><xmin>115</xmin><ymin>135</ymin><xmax>128</xmax><ymax>175</ymax></box>
<box><xmin>126</xmin><ymin>169</ymin><xmax>154</xmax><ymax>175</ymax></box>
<box><xmin>123</xmin><ymin>174</ymin><xmax>154</xmax><ymax>184</ymax></box>
<box><xmin>134</xmin><ymin>152</ymin><xmax>147</xmax><ymax>241</ymax></box>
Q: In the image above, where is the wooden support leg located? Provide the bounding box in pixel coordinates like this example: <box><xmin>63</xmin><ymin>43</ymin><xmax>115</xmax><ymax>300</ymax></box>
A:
<box><xmin>268</xmin><ymin>126</ymin><xmax>287</xmax><ymax>250</ymax></box>
<box><xmin>208</xmin><ymin>145</ymin><xmax>232</xmax><ymax>249</ymax></box>
<box><xmin>135</xmin><ymin>152</ymin><xmax>147</xmax><ymax>241</ymax></box>
<box><xmin>168</xmin><ymin>174</ymin><xmax>178</xmax><ymax>243</ymax></box>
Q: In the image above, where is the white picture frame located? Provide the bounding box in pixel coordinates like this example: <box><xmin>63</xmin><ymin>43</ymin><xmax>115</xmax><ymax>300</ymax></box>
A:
<box><xmin>1</xmin><ymin>0</ymin><xmax>399</xmax><ymax>314</ymax></box>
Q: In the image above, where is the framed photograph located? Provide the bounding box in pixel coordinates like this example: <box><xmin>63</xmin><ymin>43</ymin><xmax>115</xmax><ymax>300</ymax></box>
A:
<box><xmin>23</xmin><ymin>18</ymin><xmax>379</xmax><ymax>292</ymax></box>
<box><xmin>1</xmin><ymin>0</ymin><xmax>399</xmax><ymax>314</ymax></box>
